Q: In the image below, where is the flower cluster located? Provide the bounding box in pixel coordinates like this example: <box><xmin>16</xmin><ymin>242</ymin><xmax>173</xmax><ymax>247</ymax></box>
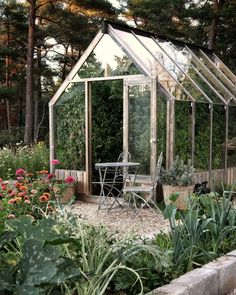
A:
<box><xmin>0</xmin><ymin>162</ymin><xmax>76</xmax><ymax>221</ymax></box>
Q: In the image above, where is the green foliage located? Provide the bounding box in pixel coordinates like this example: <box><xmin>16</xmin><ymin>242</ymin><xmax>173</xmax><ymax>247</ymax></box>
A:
<box><xmin>163</xmin><ymin>190</ymin><xmax>236</xmax><ymax>274</ymax></box>
<box><xmin>0</xmin><ymin>216</ymin><xmax>80</xmax><ymax>294</ymax></box>
<box><xmin>0</xmin><ymin>128</ymin><xmax>24</xmax><ymax>147</ymax></box>
<box><xmin>55</xmin><ymin>83</ymin><xmax>86</xmax><ymax>170</ymax></box>
<box><xmin>160</xmin><ymin>156</ymin><xmax>194</xmax><ymax>186</ymax></box>
<box><xmin>92</xmin><ymin>80</ymin><xmax>123</xmax><ymax>166</ymax></box>
<box><xmin>0</xmin><ymin>213</ymin><xmax>174</xmax><ymax>295</ymax></box>
<box><xmin>0</xmin><ymin>142</ymin><xmax>49</xmax><ymax>179</ymax></box>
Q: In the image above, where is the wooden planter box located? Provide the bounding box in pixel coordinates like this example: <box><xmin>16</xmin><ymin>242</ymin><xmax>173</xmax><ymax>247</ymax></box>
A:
<box><xmin>162</xmin><ymin>185</ymin><xmax>194</xmax><ymax>210</ymax></box>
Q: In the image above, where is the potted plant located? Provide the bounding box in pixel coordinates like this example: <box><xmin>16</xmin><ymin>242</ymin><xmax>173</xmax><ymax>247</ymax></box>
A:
<box><xmin>160</xmin><ymin>157</ymin><xmax>194</xmax><ymax>210</ymax></box>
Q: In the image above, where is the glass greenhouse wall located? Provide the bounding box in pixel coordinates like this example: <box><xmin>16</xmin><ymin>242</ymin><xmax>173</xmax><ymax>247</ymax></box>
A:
<box><xmin>49</xmin><ymin>21</ymin><xmax>236</xmax><ymax>195</ymax></box>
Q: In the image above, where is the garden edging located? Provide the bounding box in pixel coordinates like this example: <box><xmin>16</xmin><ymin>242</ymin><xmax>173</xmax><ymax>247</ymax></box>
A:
<box><xmin>146</xmin><ymin>250</ymin><xmax>236</xmax><ymax>295</ymax></box>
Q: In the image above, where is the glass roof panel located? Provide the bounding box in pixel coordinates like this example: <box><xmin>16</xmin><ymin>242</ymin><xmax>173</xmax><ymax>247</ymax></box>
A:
<box><xmin>109</xmin><ymin>26</ymin><xmax>156</xmax><ymax>75</ymax></box>
<box><xmin>135</xmin><ymin>34</ymin><xmax>210</xmax><ymax>103</ymax></box>
<box><xmin>189</xmin><ymin>48</ymin><xmax>236</xmax><ymax>105</ymax></box>
<box><xmin>74</xmin><ymin>34</ymin><xmax>141</xmax><ymax>79</ymax></box>
<box><xmin>156</xmin><ymin>40</ymin><xmax>225</xmax><ymax>105</ymax></box>
<box><xmin>211</xmin><ymin>54</ymin><xmax>236</xmax><ymax>86</ymax></box>
<box><xmin>199</xmin><ymin>50</ymin><xmax>236</xmax><ymax>97</ymax></box>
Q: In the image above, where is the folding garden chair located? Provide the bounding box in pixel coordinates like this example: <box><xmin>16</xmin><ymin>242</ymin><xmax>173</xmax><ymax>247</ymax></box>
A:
<box><xmin>122</xmin><ymin>152</ymin><xmax>163</xmax><ymax>216</ymax></box>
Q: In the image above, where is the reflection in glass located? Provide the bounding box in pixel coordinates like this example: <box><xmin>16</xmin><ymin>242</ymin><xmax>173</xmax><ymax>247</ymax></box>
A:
<box><xmin>128</xmin><ymin>84</ymin><xmax>151</xmax><ymax>174</ymax></box>
<box><xmin>212</xmin><ymin>105</ymin><xmax>225</xmax><ymax>169</ymax></box>
<box><xmin>55</xmin><ymin>82</ymin><xmax>85</xmax><ymax>170</ymax></box>
<box><xmin>76</xmin><ymin>34</ymin><xmax>141</xmax><ymax>79</ymax></box>
<box><xmin>195</xmin><ymin>103</ymin><xmax>210</xmax><ymax>170</ymax></box>
<box><xmin>174</xmin><ymin>101</ymin><xmax>192</xmax><ymax>162</ymax></box>
<box><xmin>227</xmin><ymin>106</ymin><xmax>236</xmax><ymax>167</ymax></box>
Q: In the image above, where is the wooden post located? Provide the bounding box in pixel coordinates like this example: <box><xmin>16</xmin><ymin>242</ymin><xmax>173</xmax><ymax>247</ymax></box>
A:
<box><xmin>209</xmin><ymin>104</ymin><xmax>213</xmax><ymax>186</ymax></box>
<box><xmin>85</xmin><ymin>81</ymin><xmax>92</xmax><ymax>195</ymax></box>
<box><xmin>123</xmin><ymin>79</ymin><xmax>129</xmax><ymax>156</ymax></box>
<box><xmin>150</xmin><ymin>77</ymin><xmax>157</xmax><ymax>177</ymax></box>
<box><xmin>49</xmin><ymin>104</ymin><xmax>55</xmax><ymax>173</ymax></box>
<box><xmin>224</xmin><ymin>105</ymin><xmax>229</xmax><ymax>183</ymax></box>
<box><xmin>191</xmin><ymin>102</ymin><xmax>196</xmax><ymax>167</ymax></box>
<box><xmin>166</xmin><ymin>100</ymin><xmax>175</xmax><ymax>168</ymax></box>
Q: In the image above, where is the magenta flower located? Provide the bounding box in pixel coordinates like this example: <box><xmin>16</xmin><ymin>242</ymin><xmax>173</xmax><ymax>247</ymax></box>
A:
<box><xmin>51</xmin><ymin>159</ymin><xmax>60</xmax><ymax>165</ymax></box>
<box><xmin>16</xmin><ymin>168</ymin><xmax>26</xmax><ymax>176</ymax></box>
<box><xmin>65</xmin><ymin>176</ymin><xmax>75</xmax><ymax>184</ymax></box>
<box><xmin>47</xmin><ymin>173</ymin><xmax>56</xmax><ymax>179</ymax></box>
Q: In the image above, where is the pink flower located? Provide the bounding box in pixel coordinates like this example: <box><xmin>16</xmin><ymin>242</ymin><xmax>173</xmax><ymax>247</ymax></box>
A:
<box><xmin>10</xmin><ymin>190</ymin><xmax>17</xmax><ymax>197</ymax></box>
<box><xmin>0</xmin><ymin>178</ymin><xmax>3</xmax><ymax>183</ymax></box>
<box><xmin>65</xmin><ymin>176</ymin><xmax>75</xmax><ymax>184</ymax></box>
<box><xmin>51</xmin><ymin>159</ymin><xmax>60</xmax><ymax>165</ymax></box>
<box><xmin>47</xmin><ymin>173</ymin><xmax>56</xmax><ymax>179</ymax></box>
<box><xmin>16</xmin><ymin>168</ymin><xmax>26</xmax><ymax>176</ymax></box>
<box><xmin>8</xmin><ymin>198</ymin><xmax>16</xmax><ymax>204</ymax></box>
<box><xmin>24</xmin><ymin>199</ymin><xmax>31</xmax><ymax>204</ymax></box>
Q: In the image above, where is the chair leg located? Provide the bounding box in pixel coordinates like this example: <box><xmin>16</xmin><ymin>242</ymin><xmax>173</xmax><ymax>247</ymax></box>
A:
<box><xmin>130</xmin><ymin>192</ymin><xmax>162</xmax><ymax>217</ymax></box>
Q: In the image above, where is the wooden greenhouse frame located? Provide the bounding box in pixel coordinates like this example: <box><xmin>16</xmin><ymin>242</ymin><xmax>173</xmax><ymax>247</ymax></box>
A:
<box><xmin>49</xmin><ymin>21</ymin><xmax>236</xmax><ymax>195</ymax></box>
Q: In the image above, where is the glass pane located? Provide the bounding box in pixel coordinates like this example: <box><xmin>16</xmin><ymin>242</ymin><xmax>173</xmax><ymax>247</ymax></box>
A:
<box><xmin>111</xmin><ymin>27</ymin><xmax>155</xmax><ymax>74</ymax></box>
<box><xmin>157</xmin><ymin>91</ymin><xmax>167</xmax><ymax>166</ymax></box>
<box><xmin>195</xmin><ymin>103</ymin><xmax>210</xmax><ymax>170</ymax></box>
<box><xmin>138</xmin><ymin>35</ymin><xmax>208</xmax><ymax>103</ymax></box>
<box><xmin>128</xmin><ymin>84</ymin><xmax>151</xmax><ymax>174</ymax></box>
<box><xmin>227</xmin><ymin>106</ymin><xmax>236</xmax><ymax>167</ymax></box>
<box><xmin>174</xmin><ymin>101</ymin><xmax>192</xmax><ymax>162</ymax></box>
<box><xmin>76</xmin><ymin>34</ymin><xmax>141</xmax><ymax>79</ymax></box>
<box><xmin>212</xmin><ymin>105</ymin><xmax>226</xmax><ymax>169</ymax></box>
<box><xmin>55</xmin><ymin>82</ymin><xmax>85</xmax><ymax>170</ymax></box>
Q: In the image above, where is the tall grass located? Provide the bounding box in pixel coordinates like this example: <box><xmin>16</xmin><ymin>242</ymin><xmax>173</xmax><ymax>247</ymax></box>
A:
<box><xmin>0</xmin><ymin>142</ymin><xmax>49</xmax><ymax>178</ymax></box>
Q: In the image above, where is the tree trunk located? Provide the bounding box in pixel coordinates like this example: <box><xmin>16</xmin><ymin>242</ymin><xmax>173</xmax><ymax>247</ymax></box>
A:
<box><xmin>208</xmin><ymin>17</ymin><xmax>218</xmax><ymax>50</ymax></box>
<box><xmin>208</xmin><ymin>0</ymin><xmax>226</xmax><ymax>50</ymax></box>
<box><xmin>5</xmin><ymin>14</ymin><xmax>11</xmax><ymax>132</ymax></box>
<box><xmin>34</xmin><ymin>47</ymin><xmax>42</xmax><ymax>142</ymax></box>
<box><xmin>24</xmin><ymin>0</ymin><xmax>36</xmax><ymax>145</ymax></box>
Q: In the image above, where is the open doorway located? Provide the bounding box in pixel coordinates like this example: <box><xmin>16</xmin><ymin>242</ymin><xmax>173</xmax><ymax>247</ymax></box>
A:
<box><xmin>91</xmin><ymin>79</ymin><xmax>123</xmax><ymax>194</ymax></box>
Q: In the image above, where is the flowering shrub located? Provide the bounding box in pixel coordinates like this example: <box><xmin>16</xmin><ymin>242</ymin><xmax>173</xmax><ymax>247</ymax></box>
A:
<box><xmin>0</xmin><ymin>142</ymin><xmax>49</xmax><ymax>179</ymax></box>
<box><xmin>0</xmin><ymin>168</ymin><xmax>76</xmax><ymax>222</ymax></box>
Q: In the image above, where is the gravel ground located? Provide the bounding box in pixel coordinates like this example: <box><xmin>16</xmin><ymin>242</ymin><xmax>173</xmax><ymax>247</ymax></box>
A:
<box><xmin>67</xmin><ymin>200</ymin><xmax>170</xmax><ymax>239</ymax></box>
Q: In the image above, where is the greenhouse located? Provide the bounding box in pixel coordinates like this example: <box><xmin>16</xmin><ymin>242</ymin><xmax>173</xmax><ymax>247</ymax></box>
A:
<box><xmin>49</xmin><ymin>21</ymin><xmax>236</xmax><ymax>195</ymax></box>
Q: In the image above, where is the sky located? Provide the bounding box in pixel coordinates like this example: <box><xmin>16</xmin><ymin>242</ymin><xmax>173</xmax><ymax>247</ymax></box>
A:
<box><xmin>109</xmin><ymin>0</ymin><xmax>120</xmax><ymax>8</ymax></box>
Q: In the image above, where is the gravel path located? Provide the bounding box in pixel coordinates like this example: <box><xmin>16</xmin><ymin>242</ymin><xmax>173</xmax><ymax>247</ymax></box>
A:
<box><xmin>67</xmin><ymin>201</ymin><xmax>170</xmax><ymax>239</ymax></box>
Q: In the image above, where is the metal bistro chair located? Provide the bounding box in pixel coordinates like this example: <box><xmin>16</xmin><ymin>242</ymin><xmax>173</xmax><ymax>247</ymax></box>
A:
<box><xmin>122</xmin><ymin>152</ymin><xmax>163</xmax><ymax>215</ymax></box>
<box><xmin>117</xmin><ymin>151</ymin><xmax>132</xmax><ymax>163</ymax></box>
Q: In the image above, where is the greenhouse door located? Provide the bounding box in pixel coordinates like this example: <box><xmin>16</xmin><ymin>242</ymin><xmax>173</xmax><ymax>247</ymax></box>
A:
<box><xmin>124</xmin><ymin>77</ymin><xmax>157</xmax><ymax>176</ymax></box>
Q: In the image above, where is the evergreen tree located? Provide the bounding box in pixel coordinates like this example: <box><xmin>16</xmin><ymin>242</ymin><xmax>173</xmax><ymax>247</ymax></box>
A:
<box><xmin>121</xmin><ymin>0</ymin><xmax>236</xmax><ymax>65</ymax></box>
